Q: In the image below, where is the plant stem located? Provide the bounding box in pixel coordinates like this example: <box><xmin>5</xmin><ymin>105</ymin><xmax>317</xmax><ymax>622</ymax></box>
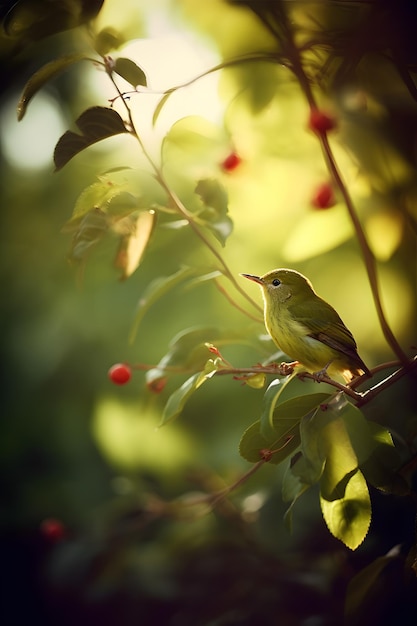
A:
<box><xmin>319</xmin><ymin>133</ymin><xmax>411</xmax><ymax>368</ymax></box>
<box><xmin>107</xmin><ymin>69</ymin><xmax>262</xmax><ymax>315</ymax></box>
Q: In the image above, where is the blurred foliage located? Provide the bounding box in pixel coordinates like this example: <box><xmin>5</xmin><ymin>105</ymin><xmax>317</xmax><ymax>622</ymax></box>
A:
<box><xmin>1</xmin><ymin>0</ymin><xmax>417</xmax><ymax>625</ymax></box>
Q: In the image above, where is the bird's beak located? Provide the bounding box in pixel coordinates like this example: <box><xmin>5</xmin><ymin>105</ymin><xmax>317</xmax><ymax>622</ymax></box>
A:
<box><xmin>240</xmin><ymin>273</ymin><xmax>263</xmax><ymax>285</ymax></box>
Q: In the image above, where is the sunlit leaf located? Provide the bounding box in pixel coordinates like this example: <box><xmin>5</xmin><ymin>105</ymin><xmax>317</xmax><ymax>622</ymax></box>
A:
<box><xmin>320</xmin><ymin>469</ymin><xmax>371</xmax><ymax>550</ymax></box>
<box><xmin>319</xmin><ymin>414</ymin><xmax>359</xmax><ymax>501</ymax></box>
<box><xmin>115</xmin><ymin>209</ymin><xmax>156</xmax><ymax>280</ymax></box>
<box><xmin>17</xmin><ymin>53</ymin><xmax>87</xmax><ymax>121</ymax></box>
<box><xmin>54</xmin><ymin>106</ymin><xmax>129</xmax><ymax>171</ymax></box>
<box><xmin>66</xmin><ymin>178</ymin><xmax>129</xmax><ymax>225</ymax></box>
<box><xmin>114</xmin><ymin>57</ymin><xmax>147</xmax><ymax>88</ymax></box>
<box><xmin>182</xmin><ymin>270</ymin><xmax>223</xmax><ymax>291</ymax></box>
<box><xmin>245</xmin><ymin>372</ymin><xmax>266</xmax><ymax>388</ymax></box>
<box><xmin>300</xmin><ymin>393</ymin><xmax>347</xmax><ymax>486</ymax></box>
<box><xmin>152</xmin><ymin>90</ymin><xmax>174</xmax><ymax>126</ymax></box>
<box><xmin>145</xmin><ymin>324</ymin><xmax>250</xmax><ymax>385</ymax></box>
<box><xmin>160</xmin><ymin>373</ymin><xmax>203</xmax><ymax>426</ymax></box>
<box><xmin>195</xmin><ymin>357</ymin><xmax>221</xmax><ymax>387</ymax></box>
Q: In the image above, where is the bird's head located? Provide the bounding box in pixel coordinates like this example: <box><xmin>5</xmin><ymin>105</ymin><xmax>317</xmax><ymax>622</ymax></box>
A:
<box><xmin>241</xmin><ymin>268</ymin><xmax>315</xmax><ymax>305</ymax></box>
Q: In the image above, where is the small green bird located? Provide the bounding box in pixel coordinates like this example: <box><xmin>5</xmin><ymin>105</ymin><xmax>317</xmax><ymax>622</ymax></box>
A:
<box><xmin>241</xmin><ymin>268</ymin><xmax>371</xmax><ymax>383</ymax></box>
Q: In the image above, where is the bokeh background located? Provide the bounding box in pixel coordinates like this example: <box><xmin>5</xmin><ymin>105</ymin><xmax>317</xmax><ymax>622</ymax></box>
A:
<box><xmin>1</xmin><ymin>1</ymin><xmax>416</xmax><ymax>624</ymax></box>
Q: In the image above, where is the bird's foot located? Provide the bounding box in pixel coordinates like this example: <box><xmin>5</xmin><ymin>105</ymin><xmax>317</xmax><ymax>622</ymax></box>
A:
<box><xmin>311</xmin><ymin>369</ymin><xmax>332</xmax><ymax>383</ymax></box>
<box><xmin>298</xmin><ymin>361</ymin><xmax>333</xmax><ymax>383</ymax></box>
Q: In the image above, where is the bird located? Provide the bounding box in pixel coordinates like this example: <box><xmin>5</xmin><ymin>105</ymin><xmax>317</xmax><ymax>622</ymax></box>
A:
<box><xmin>241</xmin><ymin>268</ymin><xmax>371</xmax><ymax>383</ymax></box>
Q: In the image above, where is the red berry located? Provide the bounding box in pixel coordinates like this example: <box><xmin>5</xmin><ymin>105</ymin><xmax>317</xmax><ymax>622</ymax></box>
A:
<box><xmin>147</xmin><ymin>377</ymin><xmax>168</xmax><ymax>394</ymax></box>
<box><xmin>308</xmin><ymin>108</ymin><xmax>336</xmax><ymax>134</ymax></box>
<box><xmin>40</xmin><ymin>518</ymin><xmax>66</xmax><ymax>541</ymax></box>
<box><xmin>311</xmin><ymin>182</ymin><xmax>335</xmax><ymax>209</ymax></box>
<box><xmin>108</xmin><ymin>363</ymin><xmax>132</xmax><ymax>385</ymax></box>
<box><xmin>221</xmin><ymin>152</ymin><xmax>242</xmax><ymax>172</ymax></box>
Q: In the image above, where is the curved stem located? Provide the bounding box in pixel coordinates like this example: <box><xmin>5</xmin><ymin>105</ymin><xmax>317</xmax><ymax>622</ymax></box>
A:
<box><xmin>319</xmin><ymin>134</ymin><xmax>410</xmax><ymax>367</ymax></box>
<box><xmin>107</xmin><ymin>69</ymin><xmax>261</xmax><ymax>314</ymax></box>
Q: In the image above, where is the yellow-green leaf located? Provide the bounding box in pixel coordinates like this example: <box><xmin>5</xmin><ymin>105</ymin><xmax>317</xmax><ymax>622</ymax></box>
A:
<box><xmin>320</xmin><ymin>469</ymin><xmax>371</xmax><ymax>550</ymax></box>
<box><xmin>319</xmin><ymin>415</ymin><xmax>359</xmax><ymax>501</ymax></box>
<box><xmin>161</xmin><ymin>373</ymin><xmax>202</xmax><ymax>426</ymax></box>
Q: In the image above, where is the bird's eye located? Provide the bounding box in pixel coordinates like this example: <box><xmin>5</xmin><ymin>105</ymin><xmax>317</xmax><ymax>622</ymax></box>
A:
<box><xmin>272</xmin><ymin>278</ymin><xmax>281</xmax><ymax>286</ymax></box>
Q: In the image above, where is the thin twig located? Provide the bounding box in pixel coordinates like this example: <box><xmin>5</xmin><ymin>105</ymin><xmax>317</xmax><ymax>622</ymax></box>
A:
<box><xmin>106</xmin><ymin>67</ymin><xmax>262</xmax><ymax>315</ymax></box>
<box><xmin>319</xmin><ymin>133</ymin><xmax>411</xmax><ymax>368</ymax></box>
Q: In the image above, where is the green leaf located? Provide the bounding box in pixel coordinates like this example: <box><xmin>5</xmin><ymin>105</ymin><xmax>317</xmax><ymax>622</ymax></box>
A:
<box><xmin>240</xmin><ymin>392</ymin><xmax>331</xmax><ymax>466</ymax></box>
<box><xmin>152</xmin><ymin>90</ymin><xmax>174</xmax><ymax>126</ymax></box>
<box><xmin>181</xmin><ymin>270</ymin><xmax>223</xmax><ymax>291</ymax></box>
<box><xmin>17</xmin><ymin>53</ymin><xmax>87</xmax><ymax>121</ymax></box>
<box><xmin>145</xmin><ymin>324</ymin><xmax>250</xmax><ymax>385</ymax></box>
<box><xmin>361</xmin><ymin>423</ymin><xmax>406</xmax><ymax>494</ymax></box>
<box><xmin>239</xmin><ymin>419</ymin><xmax>300</xmax><ymax>466</ymax></box>
<box><xmin>195</xmin><ymin>179</ymin><xmax>228</xmax><ymax>214</ymax></box>
<box><xmin>114</xmin><ymin>58</ymin><xmax>147</xmax><ymax>88</ymax></box>
<box><xmin>160</xmin><ymin>373</ymin><xmax>203</xmax><ymax>426</ymax></box>
<box><xmin>274</xmin><ymin>392</ymin><xmax>331</xmax><ymax>481</ymax></box>
<box><xmin>282</xmin><ymin>458</ymin><xmax>310</xmax><ymax>530</ymax></box>
<box><xmin>159</xmin><ymin>356</ymin><xmax>221</xmax><ymax>425</ymax></box>
<box><xmin>195</xmin><ymin>178</ymin><xmax>232</xmax><ymax>246</ymax></box>
<box><xmin>319</xmin><ymin>414</ymin><xmax>359</xmax><ymax>501</ymax></box>
<box><xmin>300</xmin><ymin>393</ymin><xmax>348</xmax><ymax>487</ymax></box>
<box><xmin>245</xmin><ymin>372</ymin><xmax>267</xmax><ymax>389</ymax></box>
<box><xmin>66</xmin><ymin>178</ymin><xmax>129</xmax><ymax>225</ymax></box>
<box><xmin>54</xmin><ymin>106</ymin><xmax>129</xmax><ymax>171</ymax></box>
<box><xmin>66</xmin><ymin>208</ymin><xmax>110</xmax><ymax>263</ymax></box>
<box><xmin>320</xmin><ymin>469</ymin><xmax>371</xmax><ymax>550</ymax></box>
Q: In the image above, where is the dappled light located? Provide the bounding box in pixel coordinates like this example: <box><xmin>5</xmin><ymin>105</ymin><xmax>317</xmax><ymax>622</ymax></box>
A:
<box><xmin>1</xmin><ymin>1</ymin><xmax>417</xmax><ymax>625</ymax></box>
<box><xmin>92</xmin><ymin>396</ymin><xmax>197</xmax><ymax>473</ymax></box>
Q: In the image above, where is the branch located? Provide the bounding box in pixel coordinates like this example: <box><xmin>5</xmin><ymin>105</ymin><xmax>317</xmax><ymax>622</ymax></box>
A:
<box><xmin>106</xmin><ymin>64</ymin><xmax>262</xmax><ymax>316</ymax></box>
<box><xmin>319</xmin><ymin>133</ymin><xmax>411</xmax><ymax>370</ymax></box>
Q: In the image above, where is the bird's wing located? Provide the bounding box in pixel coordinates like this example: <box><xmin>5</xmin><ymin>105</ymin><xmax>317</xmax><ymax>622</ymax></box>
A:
<box><xmin>291</xmin><ymin>298</ymin><xmax>368</xmax><ymax>370</ymax></box>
